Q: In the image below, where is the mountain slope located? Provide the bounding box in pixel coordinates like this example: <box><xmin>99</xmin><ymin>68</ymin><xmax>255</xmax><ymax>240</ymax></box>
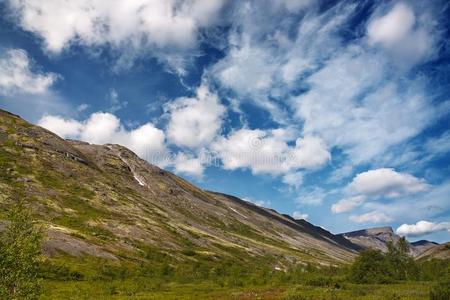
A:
<box><xmin>0</xmin><ymin>108</ymin><xmax>358</xmax><ymax>269</ymax></box>
<box><xmin>339</xmin><ymin>227</ymin><xmax>444</xmax><ymax>258</ymax></box>
<box><xmin>416</xmin><ymin>242</ymin><xmax>450</xmax><ymax>261</ymax></box>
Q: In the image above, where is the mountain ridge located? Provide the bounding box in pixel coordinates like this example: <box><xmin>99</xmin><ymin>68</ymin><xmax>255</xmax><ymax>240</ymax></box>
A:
<box><xmin>1</xmin><ymin>108</ymin><xmax>447</xmax><ymax>268</ymax></box>
<box><xmin>0</xmin><ymin>108</ymin><xmax>359</xmax><ymax>268</ymax></box>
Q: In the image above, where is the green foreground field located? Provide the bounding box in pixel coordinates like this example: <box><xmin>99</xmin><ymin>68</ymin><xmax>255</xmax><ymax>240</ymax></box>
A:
<box><xmin>43</xmin><ymin>280</ymin><xmax>431</xmax><ymax>300</ymax></box>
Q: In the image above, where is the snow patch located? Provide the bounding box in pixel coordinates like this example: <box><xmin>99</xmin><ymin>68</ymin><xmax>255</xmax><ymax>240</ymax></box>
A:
<box><xmin>229</xmin><ymin>207</ymin><xmax>247</xmax><ymax>219</ymax></box>
<box><xmin>134</xmin><ymin>175</ymin><xmax>145</xmax><ymax>186</ymax></box>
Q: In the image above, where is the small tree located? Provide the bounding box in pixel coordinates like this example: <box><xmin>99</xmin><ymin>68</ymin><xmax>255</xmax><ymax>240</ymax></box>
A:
<box><xmin>386</xmin><ymin>238</ymin><xmax>418</xmax><ymax>280</ymax></box>
<box><xmin>0</xmin><ymin>201</ymin><xmax>43</xmax><ymax>299</ymax></box>
<box><xmin>349</xmin><ymin>249</ymin><xmax>392</xmax><ymax>283</ymax></box>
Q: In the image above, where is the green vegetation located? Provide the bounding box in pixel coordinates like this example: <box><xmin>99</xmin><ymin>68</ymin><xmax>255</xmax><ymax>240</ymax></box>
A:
<box><xmin>30</xmin><ymin>237</ymin><xmax>450</xmax><ymax>299</ymax></box>
<box><xmin>0</xmin><ymin>201</ymin><xmax>43</xmax><ymax>300</ymax></box>
<box><xmin>349</xmin><ymin>238</ymin><xmax>445</xmax><ymax>284</ymax></box>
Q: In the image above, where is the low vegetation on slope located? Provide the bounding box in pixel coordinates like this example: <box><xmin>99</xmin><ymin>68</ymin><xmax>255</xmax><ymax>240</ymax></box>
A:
<box><xmin>1</xmin><ymin>204</ymin><xmax>449</xmax><ymax>299</ymax></box>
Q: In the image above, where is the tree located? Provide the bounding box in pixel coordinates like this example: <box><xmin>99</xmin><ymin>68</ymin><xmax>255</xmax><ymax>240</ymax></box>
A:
<box><xmin>0</xmin><ymin>201</ymin><xmax>43</xmax><ymax>299</ymax></box>
<box><xmin>350</xmin><ymin>239</ymin><xmax>420</xmax><ymax>284</ymax></box>
<box><xmin>385</xmin><ymin>238</ymin><xmax>418</xmax><ymax>280</ymax></box>
<box><xmin>349</xmin><ymin>249</ymin><xmax>392</xmax><ymax>283</ymax></box>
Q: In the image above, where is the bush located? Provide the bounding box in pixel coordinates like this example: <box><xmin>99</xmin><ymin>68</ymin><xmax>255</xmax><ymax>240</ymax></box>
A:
<box><xmin>349</xmin><ymin>239</ymin><xmax>423</xmax><ymax>284</ymax></box>
<box><xmin>349</xmin><ymin>249</ymin><xmax>392</xmax><ymax>284</ymax></box>
<box><xmin>0</xmin><ymin>201</ymin><xmax>43</xmax><ymax>299</ymax></box>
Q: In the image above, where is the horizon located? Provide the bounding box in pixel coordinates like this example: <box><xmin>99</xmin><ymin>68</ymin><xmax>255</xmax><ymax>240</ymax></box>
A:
<box><xmin>0</xmin><ymin>0</ymin><xmax>449</xmax><ymax>243</ymax></box>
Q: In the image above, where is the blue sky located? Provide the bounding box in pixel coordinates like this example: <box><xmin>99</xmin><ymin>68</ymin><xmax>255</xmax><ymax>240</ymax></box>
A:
<box><xmin>1</xmin><ymin>0</ymin><xmax>449</xmax><ymax>242</ymax></box>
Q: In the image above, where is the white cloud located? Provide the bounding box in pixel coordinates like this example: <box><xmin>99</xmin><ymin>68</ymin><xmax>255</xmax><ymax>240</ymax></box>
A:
<box><xmin>367</xmin><ymin>2</ymin><xmax>435</xmax><ymax>65</ymax></box>
<box><xmin>288</xmin><ymin>136</ymin><xmax>330</xmax><ymax>169</ymax></box>
<box><xmin>296</xmin><ymin>187</ymin><xmax>327</xmax><ymax>206</ymax></box>
<box><xmin>211</xmin><ymin>128</ymin><xmax>329</xmax><ymax>175</ymax></box>
<box><xmin>76</xmin><ymin>103</ymin><xmax>89</xmax><ymax>112</ymax></box>
<box><xmin>282</xmin><ymin>171</ymin><xmax>303</xmax><ymax>189</ymax></box>
<box><xmin>208</xmin><ymin>1</ymin><xmax>440</xmax><ymax>168</ymax></box>
<box><xmin>292</xmin><ymin>211</ymin><xmax>309</xmax><ymax>220</ymax></box>
<box><xmin>348</xmin><ymin>168</ymin><xmax>429</xmax><ymax>198</ymax></box>
<box><xmin>38</xmin><ymin>112</ymin><xmax>167</xmax><ymax>166</ymax></box>
<box><xmin>331</xmin><ymin>195</ymin><xmax>365</xmax><ymax>214</ymax></box>
<box><xmin>363</xmin><ymin>180</ymin><xmax>450</xmax><ymax>225</ymax></box>
<box><xmin>173</xmin><ymin>152</ymin><xmax>204</xmax><ymax>178</ymax></box>
<box><xmin>39</xmin><ymin>115</ymin><xmax>83</xmax><ymax>138</ymax></box>
<box><xmin>6</xmin><ymin>0</ymin><xmax>225</xmax><ymax>70</ymax></box>
<box><xmin>293</xmin><ymin>51</ymin><xmax>434</xmax><ymax>164</ymax></box>
<box><xmin>425</xmin><ymin>131</ymin><xmax>450</xmax><ymax>157</ymax></box>
<box><xmin>0</xmin><ymin>48</ymin><xmax>58</xmax><ymax>95</ymax></box>
<box><xmin>166</xmin><ymin>83</ymin><xmax>225</xmax><ymax>149</ymax></box>
<box><xmin>396</xmin><ymin>220</ymin><xmax>450</xmax><ymax>237</ymax></box>
<box><xmin>367</xmin><ymin>3</ymin><xmax>415</xmax><ymax>47</ymax></box>
<box><xmin>108</xmin><ymin>89</ymin><xmax>127</xmax><ymax>113</ymax></box>
<box><xmin>349</xmin><ymin>211</ymin><xmax>393</xmax><ymax>224</ymax></box>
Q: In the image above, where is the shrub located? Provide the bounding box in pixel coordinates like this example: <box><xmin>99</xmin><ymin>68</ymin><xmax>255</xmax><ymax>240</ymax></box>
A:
<box><xmin>349</xmin><ymin>249</ymin><xmax>392</xmax><ymax>284</ymax></box>
<box><xmin>0</xmin><ymin>201</ymin><xmax>43</xmax><ymax>299</ymax></box>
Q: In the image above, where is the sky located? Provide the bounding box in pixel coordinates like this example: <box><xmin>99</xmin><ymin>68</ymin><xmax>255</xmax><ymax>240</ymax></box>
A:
<box><xmin>0</xmin><ymin>0</ymin><xmax>449</xmax><ymax>243</ymax></box>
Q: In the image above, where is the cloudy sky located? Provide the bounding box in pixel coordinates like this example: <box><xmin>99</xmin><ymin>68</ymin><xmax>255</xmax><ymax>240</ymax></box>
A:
<box><xmin>1</xmin><ymin>0</ymin><xmax>449</xmax><ymax>242</ymax></box>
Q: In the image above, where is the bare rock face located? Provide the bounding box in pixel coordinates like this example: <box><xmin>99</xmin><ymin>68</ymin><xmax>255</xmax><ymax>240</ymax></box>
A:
<box><xmin>339</xmin><ymin>227</ymin><xmax>399</xmax><ymax>253</ymax></box>
<box><xmin>0</xmin><ymin>108</ymin><xmax>362</xmax><ymax>267</ymax></box>
<box><xmin>339</xmin><ymin>227</ymin><xmax>445</xmax><ymax>258</ymax></box>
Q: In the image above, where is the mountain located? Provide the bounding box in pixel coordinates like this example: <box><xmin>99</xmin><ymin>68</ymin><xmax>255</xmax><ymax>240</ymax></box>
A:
<box><xmin>0</xmin><ymin>108</ymin><xmax>360</xmax><ymax>270</ymax></box>
<box><xmin>416</xmin><ymin>242</ymin><xmax>450</xmax><ymax>260</ymax></box>
<box><xmin>339</xmin><ymin>227</ymin><xmax>400</xmax><ymax>253</ymax></box>
<box><xmin>410</xmin><ymin>240</ymin><xmax>439</xmax><ymax>257</ymax></box>
<box><xmin>339</xmin><ymin>227</ymin><xmax>443</xmax><ymax>258</ymax></box>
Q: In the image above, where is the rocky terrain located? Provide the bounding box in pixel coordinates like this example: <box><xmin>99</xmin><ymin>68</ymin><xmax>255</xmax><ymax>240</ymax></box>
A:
<box><xmin>339</xmin><ymin>227</ymin><xmax>443</xmax><ymax>258</ymax></box>
<box><xmin>0</xmin><ymin>108</ymin><xmax>361</xmax><ymax>269</ymax></box>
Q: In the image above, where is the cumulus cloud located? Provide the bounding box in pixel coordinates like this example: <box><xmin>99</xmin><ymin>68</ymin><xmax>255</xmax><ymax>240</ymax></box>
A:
<box><xmin>173</xmin><ymin>152</ymin><xmax>204</xmax><ymax>178</ymax></box>
<box><xmin>6</xmin><ymin>0</ymin><xmax>225</xmax><ymax>71</ymax></box>
<box><xmin>348</xmin><ymin>168</ymin><xmax>429</xmax><ymax>198</ymax></box>
<box><xmin>38</xmin><ymin>112</ymin><xmax>167</xmax><ymax>166</ymax></box>
<box><xmin>39</xmin><ymin>115</ymin><xmax>83</xmax><ymax>138</ymax></box>
<box><xmin>367</xmin><ymin>2</ymin><xmax>436</xmax><ymax>65</ymax></box>
<box><xmin>331</xmin><ymin>195</ymin><xmax>365</xmax><ymax>214</ymax></box>
<box><xmin>367</xmin><ymin>3</ymin><xmax>415</xmax><ymax>47</ymax></box>
<box><xmin>349</xmin><ymin>211</ymin><xmax>393</xmax><ymax>224</ymax></box>
<box><xmin>211</xmin><ymin>128</ymin><xmax>329</xmax><ymax>175</ymax></box>
<box><xmin>396</xmin><ymin>220</ymin><xmax>450</xmax><ymax>237</ymax></box>
<box><xmin>0</xmin><ymin>49</ymin><xmax>58</xmax><ymax>95</ymax></box>
<box><xmin>292</xmin><ymin>211</ymin><xmax>309</xmax><ymax>220</ymax></box>
<box><xmin>166</xmin><ymin>83</ymin><xmax>225</xmax><ymax>149</ymax></box>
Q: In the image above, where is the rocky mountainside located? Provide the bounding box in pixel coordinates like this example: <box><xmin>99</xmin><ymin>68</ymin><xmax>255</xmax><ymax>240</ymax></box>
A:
<box><xmin>415</xmin><ymin>242</ymin><xmax>450</xmax><ymax>260</ymax></box>
<box><xmin>0</xmin><ymin>108</ymin><xmax>361</xmax><ymax>269</ymax></box>
<box><xmin>339</xmin><ymin>227</ymin><xmax>442</xmax><ymax>258</ymax></box>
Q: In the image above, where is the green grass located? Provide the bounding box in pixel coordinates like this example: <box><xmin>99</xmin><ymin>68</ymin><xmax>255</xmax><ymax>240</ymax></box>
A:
<box><xmin>36</xmin><ymin>254</ymin><xmax>448</xmax><ymax>299</ymax></box>
<box><xmin>40</xmin><ymin>279</ymin><xmax>433</xmax><ymax>299</ymax></box>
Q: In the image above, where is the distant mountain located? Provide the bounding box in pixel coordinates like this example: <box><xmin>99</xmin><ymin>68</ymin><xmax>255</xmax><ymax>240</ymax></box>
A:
<box><xmin>0</xmin><ymin>108</ymin><xmax>360</xmax><ymax>269</ymax></box>
<box><xmin>416</xmin><ymin>242</ymin><xmax>450</xmax><ymax>260</ymax></box>
<box><xmin>339</xmin><ymin>227</ymin><xmax>444</xmax><ymax>258</ymax></box>
<box><xmin>339</xmin><ymin>227</ymin><xmax>400</xmax><ymax>253</ymax></box>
